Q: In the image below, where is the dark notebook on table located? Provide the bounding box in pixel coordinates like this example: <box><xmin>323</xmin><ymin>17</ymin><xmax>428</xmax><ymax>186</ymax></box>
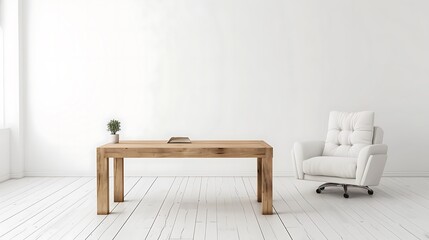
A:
<box><xmin>167</xmin><ymin>137</ymin><xmax>192</xmax><ymax>144</ymax></box>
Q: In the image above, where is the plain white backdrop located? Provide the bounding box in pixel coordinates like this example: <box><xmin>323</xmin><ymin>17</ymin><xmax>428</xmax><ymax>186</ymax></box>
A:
<box><xmin>18</xmin><ymin>0</ymin><xmax>429</xmax><ymax>176</ymax></box>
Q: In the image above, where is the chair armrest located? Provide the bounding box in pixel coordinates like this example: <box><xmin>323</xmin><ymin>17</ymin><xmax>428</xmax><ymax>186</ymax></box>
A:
<box><xmin>359</xmin><ymin>144</ymin><xmax>388</xmax><ymax>158</ymax></box>
<box><xmin>294</xmin><ymin>141</ymin><xmax>325</xmax><ymax>161</ymax></box>
<box><xmin>292</xmin><ymin>141</ymin><xmax>325</xmax><ymax>179</ymax></box>
<box><xmin>356</xmin><ymin>144</ymin><xmax>388</xmax><ymax>184</ymax></box>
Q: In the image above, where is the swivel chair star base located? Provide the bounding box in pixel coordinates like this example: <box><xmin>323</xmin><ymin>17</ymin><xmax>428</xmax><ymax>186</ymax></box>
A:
<box><xmin>315</xmin><ymin>182</ymin><xmax>374</xmax><ymax>198</ymax></box>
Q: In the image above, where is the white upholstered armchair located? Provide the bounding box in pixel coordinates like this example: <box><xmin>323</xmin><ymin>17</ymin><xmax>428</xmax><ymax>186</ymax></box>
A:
<box><xmin>292</xmin><ymin>111</ymin><xmax>388</xmax><ymax>198</ymax></box>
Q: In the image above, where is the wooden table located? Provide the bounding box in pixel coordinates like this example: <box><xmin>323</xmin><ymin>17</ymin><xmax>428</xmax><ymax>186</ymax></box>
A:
<box><xmin>96</xmin><ymin>140</ymin><xmax>273</xmax><ymax>215</ymax></box>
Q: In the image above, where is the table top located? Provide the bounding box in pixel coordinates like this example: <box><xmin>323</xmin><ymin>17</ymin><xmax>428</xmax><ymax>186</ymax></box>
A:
<box><xmin>99</xmin><ymin>140</ymin><xmax>272</xmax><ymax>149</ymax></box>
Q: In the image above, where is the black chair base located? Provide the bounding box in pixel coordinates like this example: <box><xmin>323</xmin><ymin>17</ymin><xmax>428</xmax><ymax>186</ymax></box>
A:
<box><xmin>316</xmin><ymin>182</ymin><xmax>374</xmax><ymax>198</ymax></box>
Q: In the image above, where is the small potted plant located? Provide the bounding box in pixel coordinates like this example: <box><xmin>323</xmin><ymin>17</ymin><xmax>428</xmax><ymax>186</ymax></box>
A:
<box><xmin>107</xmin><ymin>119</ymin><xmax>121</xmax><ymax>143</ymax></box>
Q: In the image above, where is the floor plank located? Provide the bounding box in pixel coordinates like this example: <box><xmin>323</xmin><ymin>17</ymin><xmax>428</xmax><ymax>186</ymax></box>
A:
<box><xmin>268</xmin><ymin>178</ymin><xmax>327</xmax><ymax>239</ymax></box>
<box><xmin>279</xmin><ymin>179</ymin><xmax>341</xmax><ymax>240</ymax></box>
<box><xmin>170</xmin><ymin>177</ymin><xmax>202</xmax><ymax>240</ymax></box>
<box><xmin>0</xmin><ymin>178</ymin><xmax>50</xmax><ymax>205</ymax></box>
<box><xmin>193</xmin><ymin>177</ymin><xmax>218</xmax><ymax>240</ymax></box>
<box><xmin>0</xmin><ymin>178</ymin><xmax>81</xmax><ymax>223</ymax></box>
<box><xmin>29</xmin><ymin>177</ymin><xmax>140</xmax><ymax>240</ymax></box>
<box><xmin>216</xmin><ymin>177</ymin><xmax>239</xmax><ymax>240</ymax></box>
<box><xmin>0</xmin><ymin>177</ymin><xmax>85</xmax><ymax>237</ymax></box>
<box><xmin>0</xmin><ymin>177</ymin><xmax>428</xmax><ymax>240</ymax></box>
<box><xmin>232</xmin><ymin>177</ymin><xmax>265</xmax><ymax>240</ymax></box>
<box><xmin>289</xmin><ymin>180</ymin><xmax>366</xmax><ymax>240</ymax></box>
<box><xmin>244</xmin><ymin>178</ymin><xmax>292</xmax><ymax>240</ymax></box>
<box><xmin>193</xmin><ymin>177</ymin><xmax>209</xmax><ymax>240</ymax></box>
<box><xmin>2</xmin><ymin>178</ymin><xmax>96</xmax><ymax>239</ymax></box>
<box><xmin>145</xmin><ymin>177</ymin><xmax>188</xmax><ymax>240</ymax></box>
<box><xmin>114</xmin><ymin>177</ymin><xmax>176</xmax><ymax>239</ymax></box>
<box><xmin>0</xmin><ymin>178</ymin><xmax>46</xmax><ymax>195</ymax></box>
<box><xmin>85</xmin><ymin>177</ymin><xmax>156</xmax><ymax>239</ymax></box>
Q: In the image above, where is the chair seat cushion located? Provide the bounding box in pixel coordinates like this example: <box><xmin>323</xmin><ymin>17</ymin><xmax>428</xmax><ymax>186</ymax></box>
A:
<box><xmin>303</xmin><ymin>156</ymin><xmax>357</xmax><ymax>179</ymax></box>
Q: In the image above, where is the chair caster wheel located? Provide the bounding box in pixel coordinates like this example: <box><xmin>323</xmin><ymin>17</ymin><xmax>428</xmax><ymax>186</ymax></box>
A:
<box><xmin>320</xmin><ymin>187</ymin><xmax>325</xmax><ymax>190</ymax></box>
<box><xmin>316</xmin><ymin>189</ymin><xmax>322</xmax><ymax>194</ymax></box>
<box><xmin>343</xmin><ymin>193</ymin><xmax>349</xmax><ymax>198</ymax></box>
<box><xmin>368</xmin><ymin>190</ymin><xmax>374</xmax><ymax>195</ymax></box>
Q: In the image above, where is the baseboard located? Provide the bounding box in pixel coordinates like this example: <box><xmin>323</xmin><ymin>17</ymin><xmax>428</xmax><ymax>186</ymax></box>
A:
<box><xmin>9</xmin><ymin>172</ymin><xmax>25</xmax><ymax>179</ymax></box>
<box><xmin>23</xmin><ymin>170</ymin><xmax>429</xmax><ymax>177</ymax></box>
<box><xmin>382</xmin><ymin>171</ymin><xmax>429</xmax><ymax>177</ymax></box>
<box><xmin>0</xmin><ymin>174</ymin><xmax>10</xmax><ymax>182</ymax></box>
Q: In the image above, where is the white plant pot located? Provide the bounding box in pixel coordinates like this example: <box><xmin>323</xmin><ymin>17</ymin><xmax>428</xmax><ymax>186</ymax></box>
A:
<box><xmin>110</xmin><ymin>134</ymin><xmax>119</xmax><ymax>144</ymax></box>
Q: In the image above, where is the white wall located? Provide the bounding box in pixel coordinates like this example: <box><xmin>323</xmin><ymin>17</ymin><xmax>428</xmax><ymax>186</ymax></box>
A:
<box><xmin>22</xmin><ymin>0</ymin><xmax>429</xmax><ymax>176</ymax></box>
<box><xmin>0</xmin><ymin>129</ymin><xmax>10</xmax><ymax>181</ymax></box>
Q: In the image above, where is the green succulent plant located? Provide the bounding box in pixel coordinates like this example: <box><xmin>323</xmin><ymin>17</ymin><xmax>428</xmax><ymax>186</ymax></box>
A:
<box><xmin>107</xmin><ymin>119</ymin><xmax>121</xmax><ymax>135</ymax></box>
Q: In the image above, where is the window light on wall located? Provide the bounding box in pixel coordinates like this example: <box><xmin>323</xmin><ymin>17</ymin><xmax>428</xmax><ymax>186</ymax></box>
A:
<box><xmin>0</xmin><ymin>26</ymin><xmax>3</xmax><ymax>128</ymax></box>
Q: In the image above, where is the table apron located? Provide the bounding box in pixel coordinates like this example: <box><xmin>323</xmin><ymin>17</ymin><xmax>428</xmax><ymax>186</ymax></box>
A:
<box><xmin>102</xmin><ymin>153</ymin><xmax>268</xmax><ymax>158</ymax></box>
<box><xmin>101</xmin><ymin>148</ymin><xmax>269</xmax><ymax>158</ymax></box>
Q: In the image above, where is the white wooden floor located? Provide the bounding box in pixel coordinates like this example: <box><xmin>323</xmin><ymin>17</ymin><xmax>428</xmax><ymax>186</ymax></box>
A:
<box><xmin>0</xmin><ymin>177</ymin><xmax>429</xmax><ymax>240</ymax></box>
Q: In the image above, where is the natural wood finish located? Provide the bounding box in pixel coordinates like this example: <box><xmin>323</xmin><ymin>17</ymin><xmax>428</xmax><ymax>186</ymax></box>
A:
<box><xmin>102</xmin><ymin>140</ymin><xmax>271</xmax><ymax>148</ymax></box>
<box><xmin>114</xmin><ymin>158</ymin><xmax>124</xmax><ymax>202</ymax></box>
<box><xmin>97</xmin><ymin>149</ymin><xmax>109</xmax><ymax>214</ymax></box>
<box><xmin>96</xmin><ymin>140</ymin><xmax>273</xmax><ymax>215</ymax></box>
<box><xmin>257</xmin><ymin>158</ymin><xmax>262</xmax><ymax>202</ymax></box>
<box><xmin>262</xmin><ymin>148</ymin><xmax>273</xmax><ymax>215</ymax></box>
<box><xmin>100</xmin><ymin>140</ymin><xmax>269</xmax><ymax>158</ymax></box>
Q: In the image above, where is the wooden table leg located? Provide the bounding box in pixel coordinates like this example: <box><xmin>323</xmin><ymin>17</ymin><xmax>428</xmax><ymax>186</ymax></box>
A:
<box><xmin>257</xmin><ymin>157</ymin><xmax>262</xmax><ymax>202</ymax></box>
<box><xmin>114</xmin><ymin>158</ymin><xmax>124</xmax><ymax>202</ymax></box>
<box><xmin>262</xmin><ymin>149</ymin><xmax>273</xmax><ymax>215</ymax></box>
<box><xmin>97</xmin><ymin>149</ymin><xmax>109</xmax><ymax>215</ymax></box>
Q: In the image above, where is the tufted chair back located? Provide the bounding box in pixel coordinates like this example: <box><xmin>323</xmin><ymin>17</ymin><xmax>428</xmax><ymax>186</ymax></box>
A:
<box><xmin>322</xmin><ymin>111</ymin><xmax>375</xmax><ymax>157</ymax></box>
